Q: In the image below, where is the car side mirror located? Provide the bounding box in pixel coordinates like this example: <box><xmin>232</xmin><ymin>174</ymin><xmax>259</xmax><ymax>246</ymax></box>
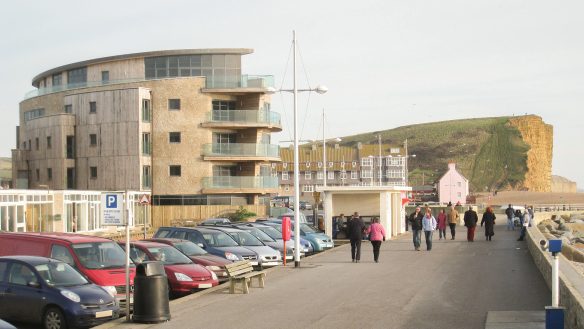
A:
<box><xmin>28</xmin><ymin>281</ymin><xmax>41</xmax><ymax>288</ymax></box>
<box><xmin>197</xmin><ymin>243</ymin><xmax>205</xmax><ymax>248</ymax></box>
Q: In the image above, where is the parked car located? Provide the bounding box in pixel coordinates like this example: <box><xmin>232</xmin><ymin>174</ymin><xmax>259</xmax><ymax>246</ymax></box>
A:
<box><xmin>0</xmin><ymin>232</ymin><xmax>135</xmax><ymax>308</ymax></box>
<box><xmin>256</xmin><ymin>221</ymin><xmax>314</xmax><ymax>254</ymax></box>
<box><xmin>204</xmin><ymin>227</ymin><xmax>282</xmax><ymax>268</ymax></box>
<box><xmin>263</xmin><ymin>220</ymin><xmax>334</xmax><ymax>252</ymax></box>
<box><xmin>233</xmin><ymin>223</ymin><xmax>296</xmax><ymax>260</ymax></box>
<box><xmin>0</xmin><ymin>256</ymin><xmax>119</xmax><ymax>329</ymax></box>
<box><xmin>153</xmin><ymin>227</ymin><xmax>259</xmax><ymax>264</ymax></box>
<box><xmin>123</xmin><ymin>241</ymin><xmax>218</xmax><ymax>298</ymax></box>
<box><xmin>0</xmin><ymin>319</ymin><xmax>16</xmax><ymax>329</ymax></box>
<box><xmin>145</xmin><ymin>238</ymin><xmax>231</xmax><ymax>282</ymax></box>
<box><xmin>200</xmin><ymin>218</ymin><xmax>232</xmax><ymax>225</ymax></box>
<box><xmin>299</xmin><ymin>201</ymin><xmax>312</xmax><ymax>210</ymax></box>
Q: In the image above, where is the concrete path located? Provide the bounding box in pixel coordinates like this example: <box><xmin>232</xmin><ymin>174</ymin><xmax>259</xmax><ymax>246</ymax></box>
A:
<box><xmin>103</xmin><ymin>223</ymin><xmax>550</xmax><ymax>329</ymax></box>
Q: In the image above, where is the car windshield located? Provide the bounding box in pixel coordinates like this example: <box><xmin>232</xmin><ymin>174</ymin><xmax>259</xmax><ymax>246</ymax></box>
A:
<box><xmin>227</xmin><ymin>231</ymin><xmax>264</xmax><ymax>246</ymax></box>
<box><xmin>300</xmin><ymin>223</ymin><xmax>318</xmax><ymax>233</ymax></box>
<box><xmin>73</xmin><ymin>242</ymin><xmax>130</xmax><ymax>269</ymax></box>
<box><xmin>147</xmin><ymin>246</ymin><xmax>193</xmax><ymax>265</ymax></box>
<box><xmin>257</xmin><ymin>226</ymin><xmax>282</xmax><ymax>240</ymax></box>
<box><xmin>245</xmin><ymin>228</ymin><xmax>275</xmax><ymax>243</ymax></box>
<box><xmin>35</xmin><ymin>262</ymin><xmax>89</xmax><ymax>287</ymax></box>
<box><xmin>174</xmin><ymin>241</ymin><xmax>207</xmax><ymax>256</ymax></box>
<box><xmin>202</xmin><ymin>231</ymin><xmax>239</xmax><ymax>247</ymax></box>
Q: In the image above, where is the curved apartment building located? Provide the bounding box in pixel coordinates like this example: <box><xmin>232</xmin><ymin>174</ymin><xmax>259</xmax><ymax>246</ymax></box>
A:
<box><xmin>12</xmin><ymin>49</ymin><xmax>281</xmax><ymax>205</ymax></box>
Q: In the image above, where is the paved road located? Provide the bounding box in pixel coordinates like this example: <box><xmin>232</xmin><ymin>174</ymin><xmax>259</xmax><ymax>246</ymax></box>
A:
<box><xmin>104</xmin><ymin>223</ymin><xmax>549</xmax><ymax>329</ymax></box>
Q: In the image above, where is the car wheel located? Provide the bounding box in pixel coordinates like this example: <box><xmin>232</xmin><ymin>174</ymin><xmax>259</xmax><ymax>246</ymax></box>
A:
<box><xmin>44</xmin><ymin>307</ymin><xmax>67</xmax><ymax>329</ymax></box>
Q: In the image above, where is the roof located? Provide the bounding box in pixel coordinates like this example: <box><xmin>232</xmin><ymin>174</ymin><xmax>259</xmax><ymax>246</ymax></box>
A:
<box><xmin>32</xmin><ymin>48</ymin><xmax>254</xmax><ymax>86</ymax></box>
<box><xmin>0</xmin><ymin>255</ymin><xmax>59</xmax><ymax>265</ymax></box>
<box><xmin>0</xmin><ymin>232</ymin><xmax>115</xmax><ymax>244</ymax></box>
<box><xmin>124</xmin><ymin>240</ymin><xmax>166</xmax><ymax>248</ymax></box>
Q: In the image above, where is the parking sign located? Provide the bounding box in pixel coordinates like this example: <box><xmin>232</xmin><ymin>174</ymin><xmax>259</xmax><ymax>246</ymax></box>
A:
<box><xmin>101</xmin><ymin>193</ymin><xmax>124</xmax><ymax>226</ymax></box>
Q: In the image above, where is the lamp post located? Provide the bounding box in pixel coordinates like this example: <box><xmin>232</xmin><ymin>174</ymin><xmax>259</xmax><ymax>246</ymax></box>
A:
<box><xmin>378</xmin><ymin>135</ymin><xmax>382</xmax><ymax>186</ymax></box>
<box><xmin>268</xmin><ymin>31</ymin><xmax>327</xmax><ymax>268</ymax></box>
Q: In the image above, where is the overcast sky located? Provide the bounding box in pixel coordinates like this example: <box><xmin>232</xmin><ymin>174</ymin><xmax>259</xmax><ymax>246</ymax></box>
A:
<box><xmin>1</xmin><ymin>0</ymin><xmax>583</xmax><ymax>188</ymax></box>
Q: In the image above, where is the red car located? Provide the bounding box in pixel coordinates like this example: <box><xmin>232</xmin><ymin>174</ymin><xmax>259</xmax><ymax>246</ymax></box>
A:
<box><xmin>145</xmin><ymin>238</ymin><xmax>231</xmax><ymax>282</ymax></box>
<box><xmin>123</xmin><ymin>241</ymin><xmax>218</xmax><ymax>298</ymax></box>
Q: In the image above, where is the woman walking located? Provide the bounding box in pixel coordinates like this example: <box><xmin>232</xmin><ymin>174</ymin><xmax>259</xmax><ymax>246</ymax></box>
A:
<box><xmin>436</xmin><ymin>209</ymin><xmax>447</xmax><ymax>240</ymax></box>
<box><xmin>481</xmin><ymin>206</ymin><xmax>496</xmax><ymax>241</ymax></box>
<box><xmin>366</xmin><ymin>217</ymin><xmax>386</xmax><ymax>263</ymax></box>
<box><xmin>422</xmin><ymin>209</ymin><xmax>437</xmax><ymax>251</ymax></box>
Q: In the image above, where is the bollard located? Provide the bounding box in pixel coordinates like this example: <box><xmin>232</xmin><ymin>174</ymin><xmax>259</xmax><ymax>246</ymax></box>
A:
<box><xmin>540</xmin><ymin>239</ymin><xmax>565</xmax><ymax>329</ymax></box>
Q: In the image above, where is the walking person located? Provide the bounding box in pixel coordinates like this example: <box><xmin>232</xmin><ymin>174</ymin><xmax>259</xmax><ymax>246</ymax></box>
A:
<box><xmin>481</xmin><ymin>206</ymin><xmax>496</xmax><ymax>241</ymax></box>
<box><xmin>527</xmin><ymin>206</ymin><xmax>534</xmax><ymax>227</ymax></box>
<box><xmin>422</xmin><ymin>209</ymin><xmax>437</xmax><ymax>251</ymax></box>
<box><xmin>348</xmin><ymin>212</ymin><xmax>365</xmax><ymax>262</ymax></box>
<box><xmin>505</xmin><ymin>204</ymin><xmax>515</xmax><ymax>230</ymax></box>
<box><xmin>463</xmin><ymin>206</ymin><xmax>479</xmax><ymax>242</ymax></box>
<box><xmin>517</xmin><ymin>209</ymin><xmax>530</xmax><ymax>241</ymax></box>
<box><xmin>408</xmin><ymin>207</ymin><xmax>424</xmax><ymax>251</ymax></box>
<box><xmin>437</xmin><ymin>209</ymin><xmax>447</xmax><ymax>240</ymax></box>
<box><xmin>366</xmin><ymin>217</ymin><xmax>386</xmax><ymax>263</ymax></box>
<box><xmin>447</xmin><ymin>205</ymin><xmax>459</xmax><ymax>240</ymax></box>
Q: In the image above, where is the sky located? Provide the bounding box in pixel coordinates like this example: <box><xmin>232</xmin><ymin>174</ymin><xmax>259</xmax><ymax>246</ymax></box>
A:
<box><xmin>1</xmin><ymin>0</ymin><xmax>583</xmax><ymax>188</ymax></box>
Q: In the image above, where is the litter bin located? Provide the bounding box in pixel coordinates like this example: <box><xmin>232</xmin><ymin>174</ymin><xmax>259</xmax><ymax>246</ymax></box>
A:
<box><xmin>132</xmin><ymin>261</ymin><xmax>171</xmax><ymax>323</ymax></box>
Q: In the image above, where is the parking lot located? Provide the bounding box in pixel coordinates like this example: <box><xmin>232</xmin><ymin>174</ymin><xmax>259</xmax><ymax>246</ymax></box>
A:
<box><xmin>97</xmin><ymin>224</ymin><xmax>549</xmax><ymax>329</ymax></box>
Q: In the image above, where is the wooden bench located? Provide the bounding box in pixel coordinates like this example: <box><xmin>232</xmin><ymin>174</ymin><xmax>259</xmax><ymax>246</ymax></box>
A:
<box><xmin>225</xmin><ymin>260</ymin><xmax>266</xmax><ymax>294</ymax></box>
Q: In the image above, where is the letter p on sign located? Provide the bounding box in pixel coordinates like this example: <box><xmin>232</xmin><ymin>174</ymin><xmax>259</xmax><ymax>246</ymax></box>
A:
<box><xmin>106</xmin><ymin>194</ymin><xmax>117</xmax><ymax>208</ymax></box>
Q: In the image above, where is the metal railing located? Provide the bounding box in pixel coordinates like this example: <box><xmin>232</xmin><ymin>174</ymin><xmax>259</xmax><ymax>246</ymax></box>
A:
<box><xmin>202</xmin><ymin>143</ymin><xmax>279</xmax><ymax>158</ymax></box>
<box><xmin>206</xmin><ymin>109</ymin><xmax>281</xmax><ymax>125</ymax></box>
<box><xmin>204</xmin><ymin>75</ymin><xmax>274</xmax><ymax>89</ymax></box>
<box><xmin>202</xmin><ymin>176</ymin><xmax>279</xmax><ymax>189</ymax></box>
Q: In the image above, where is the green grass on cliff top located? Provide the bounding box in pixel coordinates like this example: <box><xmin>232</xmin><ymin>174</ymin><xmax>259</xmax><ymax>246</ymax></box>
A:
<box><xmin>341</xmin><ymin>117</ymin><xmax>530</xmax><ymax>192</ymax></box>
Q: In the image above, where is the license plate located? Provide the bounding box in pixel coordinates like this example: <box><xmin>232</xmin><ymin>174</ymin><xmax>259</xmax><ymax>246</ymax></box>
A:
<box><xmin>262</xmin><ymin>262</ymin><xmax>279</xmax><ymax>266</ymax></box>
<box><xmin>95</xmin><ymin>310</ymin><xmax>113</xmax><ymax>318</ymax></box>
<box><xmin>199</xmin><ymin>283</ymin><xmax>212</xmax><ymax>288</ymax></box>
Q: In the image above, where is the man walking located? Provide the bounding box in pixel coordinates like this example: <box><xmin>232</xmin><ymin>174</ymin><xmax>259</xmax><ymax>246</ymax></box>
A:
<box><xmin>408</xmin><ymin>207</ymin><xmax>424</xmax><ymax>251</ymax></box>
<box><xmin>505</xmin><ymin>204</ymin><xmax>515</xmax><ymax>230</ymax></box>
<box><xmin>447</xmin><ymin>205</ymin><xmax>459</xmax><ymax>240</ymax></box>
<box><xmin>518</xmin><ymin>208</ymin><xmax>531</xmax><ymax>241</ymax></box>
<box><xmin>463</xmin><ymin>206</ymin><xmax>479</xmax><ymax>242</ymax></box>
<box><xmin>348</xmin><ymin>212</ymin><xmax>365</xmax><ymax>262</ymax></box>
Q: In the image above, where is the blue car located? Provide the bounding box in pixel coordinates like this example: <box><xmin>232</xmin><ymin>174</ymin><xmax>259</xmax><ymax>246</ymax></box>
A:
<box><xmin>263</xmin><ymin>219</ymin><xmax>334</xmax><ymax>252</ymax></box>
<box><xmin>153</xmin><ymin>226</ymin><xmax>258</xmax><ymax>263</ymax></box>
<box><xmin>257</xmin><ymin>221</ymin><xmax>317</xmax><ymax>254</ymax></box>
<box><xmin>0</xmin><ymin>256</ymin><xmax>119</xmax><ymax>329</ymax></box>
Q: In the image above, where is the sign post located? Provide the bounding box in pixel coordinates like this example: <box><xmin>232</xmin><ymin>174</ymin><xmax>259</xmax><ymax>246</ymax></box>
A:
<box><xmin>139</xmin><ymin>194</ymin><xmax>150</xmax><ymax>239</ymax></box>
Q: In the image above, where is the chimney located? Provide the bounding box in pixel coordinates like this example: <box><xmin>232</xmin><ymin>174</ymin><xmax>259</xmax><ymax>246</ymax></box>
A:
<box><xmin>448</xmin><ymin>162</ymin><xmax>456</xmax><ymax>170</ymax></box>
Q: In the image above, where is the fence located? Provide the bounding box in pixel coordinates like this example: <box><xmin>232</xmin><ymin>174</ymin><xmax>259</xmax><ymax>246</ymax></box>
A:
<box><xmin>151</xmin><ymin>204</ymin><xmax>268</xmax><ymax>228</ymax></box>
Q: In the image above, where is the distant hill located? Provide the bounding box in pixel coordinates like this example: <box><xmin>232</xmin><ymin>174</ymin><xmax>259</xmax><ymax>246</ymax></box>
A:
<box><xmin>339</xmin><ymin>115</ymin><xmax>553</xmax><ymax>193</ymax></box>
<box><xmin>0</xmin><ymin>157</ymin><xmax>11</xmax><ymax>181</ymax></box>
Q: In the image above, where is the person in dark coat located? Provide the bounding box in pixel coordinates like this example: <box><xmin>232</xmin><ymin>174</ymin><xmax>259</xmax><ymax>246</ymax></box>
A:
<box><xmin>481</xmin><ymin>207</ymin><xmax>496</xmax><ymax>241</ymax></box>
<box><xmin>408</xmin><ymin>207</ymin><xmax>424</xmax><ymax>251</ymax></box>
<box><xmin>348</xmin><ymin>212</ymin><xmax>365</xmax><ymax>262</ymax></box>
<box><xmin>505</xmin><ymin>204</ymin><xmax>515</xmax><ymax>230</ymax></box>
<box><xmin>463</xmin><ymin>206</ymin><xmax>479</xmax><ymax>242</ymax></box>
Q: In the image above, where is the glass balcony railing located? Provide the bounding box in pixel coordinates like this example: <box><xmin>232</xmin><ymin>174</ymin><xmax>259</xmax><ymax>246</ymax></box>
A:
<box><xmin>24</xmin><ymin>78</ymin><xmax>146</xmax><ymax>99</ymax></box>
<box><xmin>206</xmin><ymin>110</ymin><xmax>281</xmax><ymax>126</ymax></box>
<box><xmin>204</xmin><ymin>75</ymin><xmax>274</xmax><ymax>89</ymax></box>
<box><xmin>202</xmin><ymin>176</ymin><xmax>279</xmax><ymax>189</ymax></box>
<box><xmin>202</xmin><ymin>143</ymin><xmax>279</xmax><ymax>158</ymax></box>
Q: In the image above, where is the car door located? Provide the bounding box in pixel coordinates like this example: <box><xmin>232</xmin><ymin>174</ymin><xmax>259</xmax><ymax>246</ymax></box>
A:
<box><xmin>0</xmin><ymin>260</ymin><xmax>9</xmax><ymax>318</ymax></box>
<box><xmin>5</xmin><ymin>262</ymin><xmax>44</xmax><ymax>322</ymax></box>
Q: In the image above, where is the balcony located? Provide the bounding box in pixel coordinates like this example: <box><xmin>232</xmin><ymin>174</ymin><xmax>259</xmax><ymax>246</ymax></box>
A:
<box><xmin>201</xmin><ymin>176</ymin><xmax>279</xmax><ymax>194</ymax></box>
<box><xmin>202</xmin><ymin>75</ymin><xmax>274</xmax><ymax>93</ymax></box>
<box><xmin>201</xmin><ymin>109</ymin><xmax>281</xmax><ymax>131</ymax></box>
<box><xmin>202</xmin><ymin>143</ymin><xmax>280</xmax><ymax>161</ymax></box>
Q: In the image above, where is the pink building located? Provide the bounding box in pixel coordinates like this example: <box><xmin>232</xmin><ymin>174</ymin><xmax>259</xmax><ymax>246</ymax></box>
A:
<box><xmin>438</xmin><ymin>162</ymin><xmax>469</xmax><ymax>205</ymax></box>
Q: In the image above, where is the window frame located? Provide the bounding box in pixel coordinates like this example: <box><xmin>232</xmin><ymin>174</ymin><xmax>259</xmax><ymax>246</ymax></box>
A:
<box><xmin>169</xmin><ymin>165</ymin><xmax>182</xmax><ymax>177</ymax></box>
<box><xmin>89</xmin><ymin>101</ymin><xmax>97</xmax><ymax>114</ymax></box>
<box><xmin>168</xmin><ymin>99</ymin><xmax>181</xmax><ymax>111</ymax></box>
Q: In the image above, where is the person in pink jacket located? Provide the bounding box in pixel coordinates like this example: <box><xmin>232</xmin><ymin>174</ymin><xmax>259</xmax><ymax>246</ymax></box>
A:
<box><xmin>366</xmin><ymin>217</ymin><xmax>386</xmax><ymax>263</ymax></box>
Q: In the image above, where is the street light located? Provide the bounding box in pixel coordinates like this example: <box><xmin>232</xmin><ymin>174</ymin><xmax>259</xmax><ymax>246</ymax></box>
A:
<box><xmin>267</xmin><ymin>31</ymin><xmax>327</xmax><ymax>268</ymax></box>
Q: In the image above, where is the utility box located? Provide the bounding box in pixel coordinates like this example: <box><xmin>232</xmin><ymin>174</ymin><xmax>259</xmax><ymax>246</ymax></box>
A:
<box><xmin>132</xmin><ymin>261</ymin><xmax>170</xmax><ymax>323</ymax></box>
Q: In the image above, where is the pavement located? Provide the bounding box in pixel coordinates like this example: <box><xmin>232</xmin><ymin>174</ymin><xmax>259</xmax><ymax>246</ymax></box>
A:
<box><xmin>98</xmin><ymin>223</ymin><xmax>550</xmax><ymax>329</ymax></box>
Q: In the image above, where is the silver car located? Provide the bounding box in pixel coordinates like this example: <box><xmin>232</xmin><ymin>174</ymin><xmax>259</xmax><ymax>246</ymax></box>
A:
<box><xmin>234</xmin><ymin>224</ymin><xmax>295</xmax><ymax>260</ymax></box>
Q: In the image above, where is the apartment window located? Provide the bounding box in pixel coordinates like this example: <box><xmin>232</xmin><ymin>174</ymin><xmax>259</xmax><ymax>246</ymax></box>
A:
<box><xmin>168</xmin><ymin>99</ymin><xmax>181</xmax><ymax>110</ymax></box>
<box><xmin>89</xmin><ymin>134</ymin><xmax>97</xmax><ymax>146</ymax></box>
<box><xmin>28</xmin><ymin>139</ymin><xmax>31</xmax><ymax>150</ymax></box>
<box><xmin>302</xmin><ymin>185</ymin><xmax>314</xmax><ymax>193</ymax></box>
<box><xmin>52</xmin><ymin>73</ymin><xmax>62</xmax><ymax>86</ymax></box>
<box><xmin>142</xmin><ymin>133</ymin><xmax>151</xmax><ymax>155</ymax></box>
<box><xmin>390</xmin><ymin>148</ymin><xmax>400</xmax><ymax>154</ymax></box>
<box><xmin>64</xmin><ymin>104</ymin><xmax>72</xmax><ymax>113</ymax></box>
<box><xmin>282</xmin><ymin>172</ymin><xmax>289</xmax><ymax>180</ymax></box>
<box><xmin>46</xmin><ymin>136</ymin><xmax>52</xmax><ymax>149</ymax></box>
<box><xmin>386</xmin><ymin>169</ymin><xmax>404</xmax><ymax>178</ymax></box>
<box><xmin>67</xmin><ymin>67</ymin><xmax>87</xmax><ymax>85</ymax></box>
<box><xmin>169</xmin><ymin>132</ymin><xmax>181</xmax><ymax>143</ymax></box>
<box><xmin>387</xmin><ymin>157</ymin><xmax>403</xmax><ymax>166</ymax></box>
<box><xmin>142</xmin><ymin>165</ymin><xmax>152</xmax><ymax>189</ymax></box>
<box><xmin>361</xmin><ymin>158</ymin><xmax>373</xmax><ymax>166</ymax></box>
<box><xmin>351</xmin><ymin>171</ymin><xmax>358</xmax><ymax>179</ymax></box>
<box><xmin>101</xmin><ymin>70</ymin><xmax>109</xmax><ymax>83</ymax></box>
<box><xmin>24</xmin><ymin>108</ymin><xmax>45</xmax><ymax>121</ymax></box>
<box><xmin>89</xmin><ymin>101</ymin><xmax>97</xmax><ymax>114</ymax></box>
<box><xmin>35</xmin><ymin>138</ymin><xmax>39</xmax><ymax>150</ymax></box>
<box><xmin>169</xmin><ymin>165</ymin><xmax>181</xmax><ymax>176</ymax></box>
<box><xmin>36</xmin><ymin>169</ymin><xmax>40</xmax><ymax>181</ymax></box>
<box><xmin>328</xmin><ymin>171</ymin><xmax>335</xmax><ymax>180</ymax></box>
<box><xmin>340</xmin><ymin>172</ymin><xmax>347</xmax><ymax>179</ymax></box>
<box><xmin>361</xmin><ymin>169</ymin><xmax>373</xmax><ymax>179</ymax></box>
<box><xmin>305</xmin><ymin>171</ymin><xmax>312</xmax><ymax>180</ymax></box>
<box><xmin>317</xmin><ymin>172</ymin><xmax>323</xmax><ymax>180</ymax></box>
<box><xmin>142</xmin><ymin>99</ymin><xmax>151</xmax><ymax>122</ymax></box>
<box><xmin>90</xmin><ymin>166</ymin><xmax>97</xmax><ymax>179</ymax></box>
<box><xmin>47</xmin><ymin>168</ymin><xmax>52</xmax><ymax>180</ymax></box>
